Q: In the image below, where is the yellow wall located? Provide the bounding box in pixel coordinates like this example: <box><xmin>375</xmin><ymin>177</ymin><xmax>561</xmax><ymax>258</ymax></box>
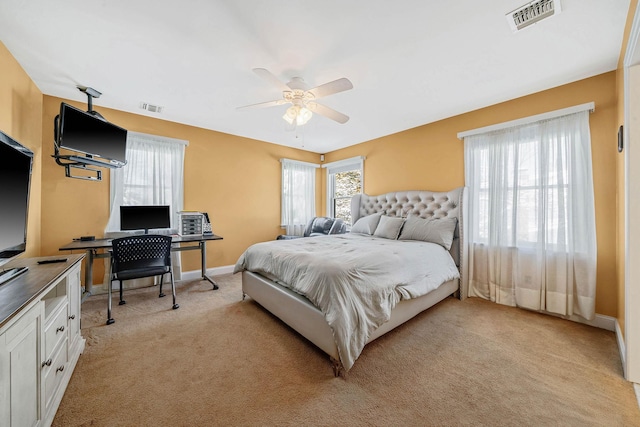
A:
<box><xmin>0</xmin><ymin>42</ymin><xmax>43</xmax><ymax>258</ymax></box>
<box><xmin>0</xmin><ymin>38</ymin><xmax>626</xmax><ymax>318</ymax></box>
<box><xmin>40</xmin><ymin>96</ymin><xmax>321</xmax><ymax>284</ymax></box>
<box><xmin>326</xmin><ymin>72</ymin><xmax>619</xmax><ymax>317</ymax></box>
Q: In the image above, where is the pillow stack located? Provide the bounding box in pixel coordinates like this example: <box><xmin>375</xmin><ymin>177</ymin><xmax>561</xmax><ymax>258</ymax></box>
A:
<box><xmin>350</xmin><ymin>213</ymin><xmax>457</xmax><ymax>250</ymax></box>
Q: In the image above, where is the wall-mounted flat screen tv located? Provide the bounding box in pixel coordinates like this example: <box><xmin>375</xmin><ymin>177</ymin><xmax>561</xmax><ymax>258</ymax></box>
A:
<box><xmin>56</xmin><ymin>102</ymin><xmax>128</xmax><ymax>166</ymax></box>
<box><xmin>120</xmin><ymin>205</ymin><xmax>171</xmax><ymax>234</ymax></box>
<box><xmin>0</xmin><ymin>130</ymin><xmax>33</xmax><ymax>285</ymax></box>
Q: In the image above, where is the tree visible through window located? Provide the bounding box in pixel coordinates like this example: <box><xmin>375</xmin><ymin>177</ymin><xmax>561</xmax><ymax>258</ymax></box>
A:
<box><xmin>333</xmin><ymin>170</ymin><xmax>362</xmax><ymax>224</ymax></box>
<box><xmin>324</xmin><ymin>156</ymin><xmax>364</xmax><ymax>225</ymax></box>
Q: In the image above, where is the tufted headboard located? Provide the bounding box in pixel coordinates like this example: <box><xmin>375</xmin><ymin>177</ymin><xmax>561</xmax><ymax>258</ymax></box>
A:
<box><xmin>350</xmin><ymin>187</ymin><xmax>468</xmax><ymax>300</ymax></box>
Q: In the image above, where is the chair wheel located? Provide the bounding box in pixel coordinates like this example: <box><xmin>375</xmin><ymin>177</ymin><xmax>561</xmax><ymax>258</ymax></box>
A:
<box><xmin>172</xmin><ymin>303</ymin><xmax>179</xmax><ymax>310</ymax></box>
<box><xmin>106</xmin><ymin>318</ymin><xmax>115</xmax><ymax>325</ymax></box>
<box><xmin>118</xmin><ymin>300</ymin><xmax>126</xmax><ymax>305</ymax></box>
<box><xmin>159</xmin><ymin>293</ymin><xmax>165</xmax><ymax>298</ymax></box>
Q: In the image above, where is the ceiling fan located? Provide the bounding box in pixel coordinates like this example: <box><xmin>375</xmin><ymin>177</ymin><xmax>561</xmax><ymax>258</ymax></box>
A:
<box><xmin>237</xmin><ymin>68</ymin><xmax>353</xmax><ymax>128</ymax></box>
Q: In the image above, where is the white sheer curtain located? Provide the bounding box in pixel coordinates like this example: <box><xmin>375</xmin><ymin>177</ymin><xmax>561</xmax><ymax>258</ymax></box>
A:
<box><xmin>104</xmin><ymin>132</ymin><xmax>187</xmax><ymax>286</ymax></box>
<box><xmin>105</xmin><ymin>132</ymin><xmax>186</xmax><ymax>232</ymax></box>
<box><xmin>464</xmin><ymin>110</ymin><xmax>597</xmax><ymax>320</ymax></box>
<box><xmin>281</xmin><ymin>159</ymin><xmax>317</xmax><ymax>236</ymax></box>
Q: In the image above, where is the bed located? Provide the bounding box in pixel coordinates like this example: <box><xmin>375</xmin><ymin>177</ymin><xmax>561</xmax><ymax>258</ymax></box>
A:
<box><xmin>234</xmin><ymin>187</ymin><xmax>468</xmax><ymax>376</ymax></box>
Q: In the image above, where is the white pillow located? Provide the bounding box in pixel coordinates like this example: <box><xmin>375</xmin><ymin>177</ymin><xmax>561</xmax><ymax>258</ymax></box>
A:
<box><xmin>398</xmin><ymin>215</ymin><xmax>457</xmax><ymax>250</ymax></box>
<box><xmin>373</xmin><ymin>215</ymin><xmax>405</xmax><ymax>240</ymax></box>
<box><xmin>350</xmin><ymin>213</ymin><xmax>382</xmax><ymax>235</ymax></box>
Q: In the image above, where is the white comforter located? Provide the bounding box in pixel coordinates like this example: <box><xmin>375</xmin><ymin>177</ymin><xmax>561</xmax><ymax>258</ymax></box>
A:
<box><xmin>233</xmin><ymin>233</ymin><xmax>460</xmax><ymax>371</ymax></box>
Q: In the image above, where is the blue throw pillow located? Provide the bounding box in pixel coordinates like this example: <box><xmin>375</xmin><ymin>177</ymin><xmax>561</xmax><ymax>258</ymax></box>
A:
<box><xmin>311</xmin><ymin>217</ymin><xmax>333</xmax><ymax>234</ymax></box>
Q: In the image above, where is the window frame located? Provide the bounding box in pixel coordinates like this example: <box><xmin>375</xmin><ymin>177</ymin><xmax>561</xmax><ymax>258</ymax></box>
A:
<box><xmin>323</xmin><ymin>156</ymin><xmax>365</xmax><ymax>223</ymax></box>
<box><xmin>462</xmin><ymin>104</ymin><xmax>595</xmax><ymax>256</ymax></box>
<box><xmin>106</xmin><ymin>131</ymin><xmax>187</xmax><ymax>233</ymax></box>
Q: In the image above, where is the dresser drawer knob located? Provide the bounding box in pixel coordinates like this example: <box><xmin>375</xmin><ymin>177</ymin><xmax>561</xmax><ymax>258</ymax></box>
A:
<box><xmin>56</xmin><ymin>325</ymin><xmax>65</xmax><ymax>333</ymax></box>
<box><xmin>69</xmin><ymin>314</ymin><xmax>76</xmax><ymax>320</ymax></box>
<box><xmin>56</xmin><ymin>365</ymin><xmax>65</xmax><ymax>373</ymax></box>
<box><xmin>41</xmin><ymin>358</ymin><xmax>52</xmax><ymax>368</ymax></box>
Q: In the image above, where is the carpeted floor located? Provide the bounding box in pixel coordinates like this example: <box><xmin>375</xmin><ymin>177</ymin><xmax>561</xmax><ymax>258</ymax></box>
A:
<box><xmin>53</xmin><ymin>274</ymin><xmax>640</xmax><ymax>426</ymax></box>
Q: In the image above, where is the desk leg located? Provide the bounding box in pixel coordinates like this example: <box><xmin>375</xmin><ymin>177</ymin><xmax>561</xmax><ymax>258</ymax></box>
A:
<box><xmin>200</xmin><ymin>241</ymin><xmax>218</xmax><ymax>290</ymax></box>
<box><xmin>82</xmin><ymin>249</ymin><xmax>95</xmax><ymax>301</ymax></box>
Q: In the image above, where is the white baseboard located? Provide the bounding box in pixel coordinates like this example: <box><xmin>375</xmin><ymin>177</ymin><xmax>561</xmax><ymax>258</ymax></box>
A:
<box><xmin>616</xmin><ymin>319</ymin><xmax>627</xmax><ymax>378</ymax></box>
<box><xmin>546</xmin><ymin>312</ymin><xmax>627</xmax><ymax>379</ymax></box>
<box><xmin>567</xmin><ymin>316</ymin><xmax>637</xmax><ymax>408</ymax></box>
<box><xmin>567</xmin><ymin>313</ymin><xmax>617</xmax><ymax>332</ymax></box>
<box><xmin>562</xmin><ymin>313</ymin><xmax>630</xmax><ymax>382</ymax></box>
<box><xmin>180</xmin><ymin>264</ymin><xmax>235</xmax><ymax>281</ymax></box>
<box><xmin>87</xmin><ymin>265</ymin><xmax>236</xmax><ymax>294</ymax></box>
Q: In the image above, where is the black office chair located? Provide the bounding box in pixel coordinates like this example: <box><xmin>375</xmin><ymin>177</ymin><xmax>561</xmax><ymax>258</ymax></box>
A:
<box><xmin>106</xmin><ymin>234</ymin><xmax>178</xmax><ymax>325</ymax></box>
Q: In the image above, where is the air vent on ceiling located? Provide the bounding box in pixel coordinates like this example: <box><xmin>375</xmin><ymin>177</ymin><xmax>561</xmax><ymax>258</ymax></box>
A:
<box><xmin>139</xmin><ymin>102</ymin><xmax>164</xmax><ymax>113</ymax></box>
<box><xmin>506</xmin><ymin>0</ymin><xmax>561</xmax><ymax>32</ymax></box>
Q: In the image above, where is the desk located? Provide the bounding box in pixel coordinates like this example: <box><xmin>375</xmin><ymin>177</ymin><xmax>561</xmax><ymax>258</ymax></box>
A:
<box><xmin>59</xmin><ymin>234</ymin><xmax>223</xmax><ymax>299</ymax></box>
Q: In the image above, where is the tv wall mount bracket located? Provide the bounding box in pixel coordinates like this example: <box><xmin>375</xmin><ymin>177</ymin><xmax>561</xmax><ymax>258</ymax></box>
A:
<box><xmin>53</xmin><ymin>86</ymin><xmax>120</xmax><ymax>181</ymax></box>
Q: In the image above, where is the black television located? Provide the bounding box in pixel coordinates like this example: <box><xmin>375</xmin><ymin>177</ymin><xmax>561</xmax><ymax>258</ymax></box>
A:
<box><xmin>0</xmin><ymin>130</ymin><xmax>34</xmax><ymax>286</ymax></box>
<box><xmin>120</xmin><ymin>205</ymin><xmax>171</xmax><ymax>234</ymax></box>
<box><xmin>56</xmin><ymin>102</ymin><xmax>128</xmax><ymax>167</ymax></box>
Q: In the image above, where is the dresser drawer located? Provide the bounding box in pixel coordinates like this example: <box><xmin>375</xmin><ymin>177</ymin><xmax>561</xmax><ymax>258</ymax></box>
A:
<box><xmin>42</xmin><ymin>337</ymin><xmax>68</xmax><ymax>412</ymax></box>
<box><xmin>44</xmin><ymin>303</ymin><xmax>68</xmax><ymax>358</ymax></box>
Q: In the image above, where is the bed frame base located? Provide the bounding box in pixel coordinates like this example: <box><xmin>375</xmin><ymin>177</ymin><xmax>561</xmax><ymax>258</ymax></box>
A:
<box><xmin>242</xmin><ymin>270</ymin><xmax>458</xmax><ymax>376</ymax></box>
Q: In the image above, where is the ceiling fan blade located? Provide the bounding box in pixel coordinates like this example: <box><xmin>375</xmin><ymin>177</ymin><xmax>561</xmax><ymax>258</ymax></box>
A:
<box><xmin>307</xmin><ymin>102</ymin><xmax>350</xmax><ymax>124</ymax></box>
<box><xmin>253</xmin><ymin>68</ymin><xmax>291</xmax><ymax>92</ymax></box>
<box><xmin>236</xmin><ymin>99</ymin><xmax>286</xmax><ymax>110</ymax></box>
<box><xmin>307</xmin><ymin>78</ymin><xmax>353</xmax><ymax>99</ymax></box>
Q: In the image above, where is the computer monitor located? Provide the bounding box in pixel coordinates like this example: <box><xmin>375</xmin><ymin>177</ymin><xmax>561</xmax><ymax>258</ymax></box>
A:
<box><xmin>0</xmin><ymin>129</ymin><xmax>33</xmax><ymax>285</ymax></box>
<box><xmin>120</xmin><ymin>205</ymin><xmax>171</xmax><ymax>234</ymax></box>
<box><xmin>56</xmin><ymin>102</ymin><xmax>128</xmax><ymax>166</ymax></box>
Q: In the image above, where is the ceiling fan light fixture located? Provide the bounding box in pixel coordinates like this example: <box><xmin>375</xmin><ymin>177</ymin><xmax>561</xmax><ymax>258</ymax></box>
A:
<box><xmin>297</xmin><ymin>107</ymin><xmax>312</xmax><ymax>125</ymax></box>
<box><xmin>283</xmin><ymin>106</ymin><xmax>298</xmax><ymax>124</ymax></box>
<box><xmin>283</xmin><ymin>105</ymin><xmax>312</xmax><ymax>126</ymax></box>
<box><xmin>242</xmin><ymin>68</ymin><xmax>352</xmax><ymax>127</ymax></box>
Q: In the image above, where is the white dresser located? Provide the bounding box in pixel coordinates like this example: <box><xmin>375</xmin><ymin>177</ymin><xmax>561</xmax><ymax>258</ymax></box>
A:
<box><xmin>0</xmin><ymin>255</ymin><xmax>85</xmax><ymax>427</ymax></box>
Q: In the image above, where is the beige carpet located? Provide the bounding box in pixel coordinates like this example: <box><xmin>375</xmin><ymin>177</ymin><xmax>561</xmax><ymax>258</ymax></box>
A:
<box><xmin>53</xmin><ymin>274</ymin><xmax>640</xmax><ymax>426</ymax></box>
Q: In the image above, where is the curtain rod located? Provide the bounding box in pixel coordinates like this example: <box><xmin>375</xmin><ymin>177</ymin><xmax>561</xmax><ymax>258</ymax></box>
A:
<box><xmin>128</xmin><ymin>131</ymin><xmax>189</xmax><ymax>146</ymax></box>
<box><xmin>457</xmin><ymin>102</ymin><xmax>595</xmax><ymax>140</ymax></box>
<box><xmin>321</xmin><ymin>155</ymin><xmax>365</xmax><ymax>169</ymax></box>
<box><xmin>280</xmin><ymin>158</ymin><xmax>320</xmax><ymax>168</ymax></box>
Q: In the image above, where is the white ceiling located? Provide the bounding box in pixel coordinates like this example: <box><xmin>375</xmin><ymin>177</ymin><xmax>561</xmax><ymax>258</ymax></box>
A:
<box><xmin>0</xmin><ymin>0</ymin><xmax>630</xmax><ymax>153</ymax></box>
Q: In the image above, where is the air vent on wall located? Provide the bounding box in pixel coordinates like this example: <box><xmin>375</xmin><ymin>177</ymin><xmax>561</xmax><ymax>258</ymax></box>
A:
<box><xmin>139</xmin><ymin>102</ymin><xmax>164</xmax><ymax>113</ymax></box>
<box><xmin>506</xmin><ymin>0</ymin><xmax>561</xmax><ymax>31</ymax></box>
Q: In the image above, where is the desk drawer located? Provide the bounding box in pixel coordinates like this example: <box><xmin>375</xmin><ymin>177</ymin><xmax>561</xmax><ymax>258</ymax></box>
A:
<box><xmin>44</xmin><ymin>303</ymin><xmax>68</xmax><ymax>358</ymax></box>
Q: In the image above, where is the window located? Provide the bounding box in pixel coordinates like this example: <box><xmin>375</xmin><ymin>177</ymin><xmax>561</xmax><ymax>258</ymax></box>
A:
<box><xmin>472</xmin><ymin>137</ymin><xmax>571</xmax><ymax>248</ymax></box>
<box><xmin>103</xmin><ymin>132</ymin><xmax>187</xmax><ymax>285</ymax></box>
<box><xmin>463</xmin><ymin>106</ymin><xmax>597</xmax><ymax>319</ymax></box>
<box><xmin>281</xmin><ymin>159</ymin><xmax>318</xmax><ymax>236</ymax></box>
<box><xmin>105</xmin><ymin>132</ymin><xmax>187</xmax><ymax>233</ymax></box>
<box><xmin>323</xmin><ymin>156</ymin><xmax>364</xmax><ymax>225</ymax></box>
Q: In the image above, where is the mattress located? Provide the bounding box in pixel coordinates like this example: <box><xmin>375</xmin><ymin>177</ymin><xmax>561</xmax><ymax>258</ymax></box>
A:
<box><xmin>234</xmin><ymin>233</ymin><xmax>460</xmax><ymax>371</ymax></box>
